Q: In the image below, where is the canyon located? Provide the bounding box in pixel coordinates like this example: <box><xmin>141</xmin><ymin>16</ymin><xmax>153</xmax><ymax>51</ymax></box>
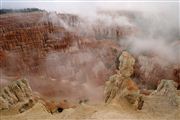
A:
<box><xmin>0</xmin><ymin>10</ymin><xmax>180</xmax><ymax>119</ymax></box>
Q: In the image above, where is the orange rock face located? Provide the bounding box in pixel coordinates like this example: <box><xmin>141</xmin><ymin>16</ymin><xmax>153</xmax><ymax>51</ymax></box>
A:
<box><xmin>0</xmin><ymin>11</ymin><xmax>123</xmax><ymax>101</ymax></box>
<box><xmin>104</xmin><ymin>51</ymin><xmax>140</xmax><ymax>104</ymax></box>
<box><xmin>1</xmin><ymin>11</ymin><xmax>179</xmax><ymax>103</ymax></box>
<box><xmin>44</xmin><ymin>100</ymin><xmax>57</xmax><ymax>113</ymax></box>
<box><xmin>126</xmin><ymin>79</ymin><xmax>139</xmax><ymax>91</ymax></box>
<box><xmin>57</xmin><ymin>100</ymin><xmax>76</xmax><ymax>109</ymax></box>
<box><xmin>43</xmin><ymin>99</ymin><xmax>76</xmax><ymax>114</ymax></box>
<box><xmin>134</xmin><ymin>56</ymin><xmax>180</xmax><ymax>89</ymax></box>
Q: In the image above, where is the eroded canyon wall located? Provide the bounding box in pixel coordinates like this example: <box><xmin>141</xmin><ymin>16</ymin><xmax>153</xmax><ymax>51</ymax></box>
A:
<box><xmin>0</xmin><ymin>11</ymin><xmax>179</xmax><ymax>102</ymax></box>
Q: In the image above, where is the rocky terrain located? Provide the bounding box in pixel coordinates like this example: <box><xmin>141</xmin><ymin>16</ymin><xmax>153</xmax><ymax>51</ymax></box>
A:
<box><xmin>0</xmin><ymin>10</ymin><xmax>180</xmax><ymax>119</ymax></box>
<box><xmin>1</xmin><ymin>51</ymin><xmax>180</xmax><ymax>120</ymax></box>
<box><xmin>0</xmin><ymin>11</ymin><xmax>125</xmax><ymax>100</ymax></box>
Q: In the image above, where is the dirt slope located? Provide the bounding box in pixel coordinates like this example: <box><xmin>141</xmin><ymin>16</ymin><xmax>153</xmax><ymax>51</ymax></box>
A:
<box><xmin>1</xmin><ymin>97</ymin><xmax>180</xmax><ymax>120</ymax></box>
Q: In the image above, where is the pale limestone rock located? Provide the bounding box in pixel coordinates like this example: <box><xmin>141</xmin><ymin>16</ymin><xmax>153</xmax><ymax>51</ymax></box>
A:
<box><xmin>0</xmin><ymin>96</ymin><xmax>9</xmax><ymax>110</ymax></box>
<box><xmin>9</xmin><ymin>83</ymin><xmax>26</xmax><ymax>101</ymax></box>
<box><xmin>105</xmin><ymin>51</ymin><xmax>140</xmax><ymax>105</ymax></box>
<box><xmin>118</xmin><ymin>51</ymin><xmax>135</xmax><ymax>77</ymax></box>
<box><xmin>19</xmin><ymin>98</ymin><xmax>35</xmax><ymax>113</ymax></box>
<box><xmin>0</xmin><ymin>79</ymin><xmax>33</xmax><ymax>110</ymax></box>
<box><xmin>151</xmin><ymin>79</ymin><xmax>178</xmax><ymax>106</ymax></box>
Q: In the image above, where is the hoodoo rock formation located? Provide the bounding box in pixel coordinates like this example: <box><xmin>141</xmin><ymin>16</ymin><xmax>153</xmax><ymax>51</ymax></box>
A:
<box><xmin>105</xmin><ymin>51</ymin><xmax>140</xmax><ymax>106</ymax></box>
<box><xmin>0</xmin><ymin>11</ymin><xmax>123</xmax><ymax>100</ymax></box>
<box><xmin>0</xmin><ymin>7</ymin><xmax>180</xmax><ymax>120</ymax></box>
<box><xmin>0</xmin><ymin>9</ymin><xmax>179</xmax><ymax>112</ymax></box>
<box><xmin>1</xmin><ymin>11</ymin><xmax>179</xmax><ymax>101</ymax></box>
<box><xmin>105</xmin><ymin>51</ymin><xmax>180</xmax><ymax>114</ymax></box>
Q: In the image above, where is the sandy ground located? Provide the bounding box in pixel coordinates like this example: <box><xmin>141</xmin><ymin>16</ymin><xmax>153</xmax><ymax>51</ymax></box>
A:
<box><xmin>1</xmin><ymin>96</ymin><xmax>180</xmax><ymax>120</ymax></box>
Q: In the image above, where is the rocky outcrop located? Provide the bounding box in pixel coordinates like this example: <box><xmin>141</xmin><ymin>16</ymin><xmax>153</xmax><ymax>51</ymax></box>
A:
<box><xmin>151</xmin><ymin>79</ymin><xmax>178</xmax><ymax>106</ymax></box>
<box><xmin>0</xmin><ymin>79</ymin><xmax>33</xmax><ymax>110</ymax></box>
<box><xmin>19</xmin><ymin>98</ymin><xmax>36</xmax><ymax>113</ymax></box>
<box><xmin>140</xmin><ymin>79</ymin><xmax>179</xmax><ymax>116</ymax></box>
<box><xmin>105</xmin><ymin>51</ymin><xmax>179</xmax><ymax>112</ymax></box>
<box><xmin>118</xmin><ymin>51</ymin><xmax>135</xmax><ymax>77</ymax></box>
<box><xmin>0</xmin><ymin>12</ymin><xmax>123</xmax><ymax>100</ymax></box>
<box><xmin>105</xmin><ymin>51</ymin><xmax>140</xmax><ymax>106</ymax></box>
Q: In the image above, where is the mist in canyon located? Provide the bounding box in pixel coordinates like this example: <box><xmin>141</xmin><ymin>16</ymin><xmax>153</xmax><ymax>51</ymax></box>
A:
<box><xmin>1</xmin><ymin>1</ymin><xmax>179</xmax><ymax>103</ymax></box>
